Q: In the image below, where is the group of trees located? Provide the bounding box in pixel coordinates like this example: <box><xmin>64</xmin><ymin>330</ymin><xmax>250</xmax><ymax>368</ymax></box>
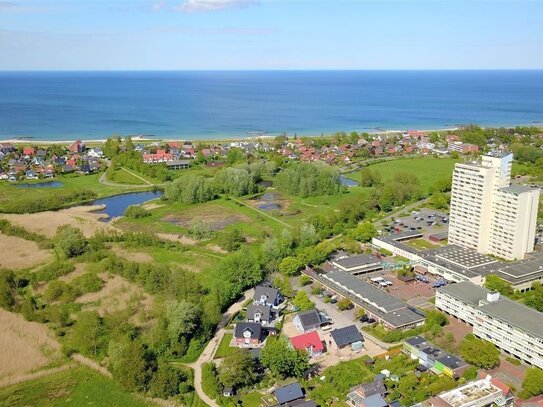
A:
<box><xmin>485</xmin><ymin>275</ymin><xmax>543</xmax><ymax>312</ymax></box>
<box><xmin>259</xmin><ymin>337</ymin><xmax>310</xmax><ymax>379</ymax></box>
<box><xmin>275</xmin><ymin>162</ymin><xmax>343</xmax><ymax>197</ymax></box>
<box><xmin>459</xmin><ymin>334</ymin><xmax>500</xmax><ymax>369</ymax></box>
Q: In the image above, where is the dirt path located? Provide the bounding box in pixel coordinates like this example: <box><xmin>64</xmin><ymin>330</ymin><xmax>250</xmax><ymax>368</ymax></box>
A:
<box><xmin>229</xmin><ymin>197</ymin><xmax>292</xmax><ymax>229</ymax></box>
<box><xmin>187</xmin><ymin>287</ymin><xmax>255</xmax><ymax>407</ymax></box>
<box><xmin>71</xmin><ymin>353</ymin><xmax>112</xmax><ymax>378</ymax></box>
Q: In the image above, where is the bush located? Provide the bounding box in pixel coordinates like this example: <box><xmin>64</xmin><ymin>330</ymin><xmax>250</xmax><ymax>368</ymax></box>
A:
<box><xmin>299</xmin><ymin>275</ymin><xmax>313</xmax><ymax>286</ymax></box>
<box><xmin>519</xmin><ymin>368</ymin><xmax>543</xmax><ymax>399</ymax></box>
<box><xmin>124</xmin><ymin>205</ymin><xmax>150</xmax><ymax>218</ymax></box>
<box><xmin>54</xmin><ymin>225</ymin><xmax>87</xmax><ymax>259</ymax></box>
<box><xmin>337</xmin><ymin>298</ymin><xmax>354</xmax><ymax>311</ymax></box>
<box><xmin>459</xmin><ymin>334</ymin><xmax>500</xmax><ymax>369</ymax></box>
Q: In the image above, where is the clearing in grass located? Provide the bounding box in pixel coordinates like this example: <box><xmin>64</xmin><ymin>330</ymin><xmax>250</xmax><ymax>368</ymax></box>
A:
<box><xmin>0</xmin><ymin>233</ymin><xmax>53</xmax><ymax>270</ymax></box>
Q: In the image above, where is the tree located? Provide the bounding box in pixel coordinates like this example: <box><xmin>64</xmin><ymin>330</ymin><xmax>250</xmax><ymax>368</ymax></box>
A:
<box><xmin>54</xmin><ymin>225</ymin><xmax>87</xmax><ymax>259</ymax></box>
<box><xmin>164</xmin><ymin>175</ymin><xmax>214</xmax><ymax>204</ymax></box>
<box><xmin>350</xmin><ymin>221</ymin><xmax>377</xmax><ymax>242</ymax></box>
<box><xmin>226</xmin><ymin>148</ymin><xmax>245</xmax><ymax>164</ymax></box>
<box><xmin>165</xmin><ymin>300</ymin><xmax>200</xmax><ymax>343</ymax></box>
<box><xmin>71</xmin><ymin>310</ymin><xmax>107</xmax><ymax>357</ymax></box>
<box><xmin>337</xmin><ymin>298</ymin><xmax>353</xmax><ymax>311</ymax></box>
<box><xmin>519</xmin><ymin>368</ymin><xmax>543</xmax><ymax>399</ymax></box>
<box><xmin>218</xmin><ymin>228</ymin><xmax>245</xmax><ymax>251</ymax></box>
<box><xmin>274</xmin><ymin>162</ymin><xmax>342</xmax><ymax>197</ymax></box>
<box><xmin>459</xmin><ymin>334</ymin><xmax>500</xmax><ymax>369</ymax></box>
<box><xmin>358</xmin><ymin>168</ymin><xmax>381</xmax><ymax>187</ymax></box>
<box><xmin>298</xmin><ymin>224</ymin><xmax>318</xmax><ymax>248</ymax></box>
<box><xmin>109</xmin><ymin>339</ymin><xmax>151</xmax><ymax>392</ymax></box>
<box><xmin>292</xmin><ymin>290</ymin><xmax>314</xmax><ymax>311</ymax></box>
<box><xmin>218</xmin><ymin>348</ymin><xmax>256</xmax><ymax>389</ymax></box>
<box><xmin>279</xmin><ymin>256</ymin><xmax>302</xmax><ymax>276</ymax></box>
<box><xmin>149</xmin><ymin>361</ymin><xmax>183</xmax><ymax>398</ymax></box>
<box><xmin>260</xmin><ymin>338</ymin><xmax>309</xmax><ymax>379</ymax></box>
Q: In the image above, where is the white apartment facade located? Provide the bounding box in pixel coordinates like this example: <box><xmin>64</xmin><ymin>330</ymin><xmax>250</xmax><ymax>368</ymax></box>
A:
<box><xmin>436</xmin><ymin>282</ymin><xmax>543</xmax><ymax>369</ymax></box>
<box><xmin>448</xmin><ymin>153</ymin><xmax>540</xmax><ymax>260</ymax></box>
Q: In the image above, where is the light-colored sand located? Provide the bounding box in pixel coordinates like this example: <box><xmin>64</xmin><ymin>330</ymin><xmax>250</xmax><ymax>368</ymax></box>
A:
<box><xmin>77</xmin><ymin>274</ymin><xmax>154</xmax><ymax>326</ymax></box>
<box><xmin>0</xmin><ymin>309</ymin><xmax>62</xmax><ymax>386</ymax></box>
<box><xmin>0</xmin><ymin>233</ymin><xmax>53</xmax><ymax>269</ymax></box>
<box><xmin>1</xmin><ymin>205</ymin><xmax>118</xmax><ymax>238</ymax></box>
<box><xmin>205</xmin><ymin>244</ymin><xmax>228</xmax><ymax>254</ymax></box>
<box><xmin>141</xmin><ymin>202</ymin><xmax>164</xmax><ymax>210</ymax></box>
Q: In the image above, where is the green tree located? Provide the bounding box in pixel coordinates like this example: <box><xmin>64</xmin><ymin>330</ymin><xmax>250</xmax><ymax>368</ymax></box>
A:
<box><xmin>292</xmin><ymin>290</ymin><xmax>314</xmax><ymax>311</ymax></box>
<box><xmin>218</xmin><ymin>348</ymin><xmax>256</xmax><ymax>389</ymax></box>
<box><xmin>109</xmin><ymin>339</ymin><xmax>151</xmax><ymax>392</ymax></box>
<box><xmin>350</xmin><ymin>221</ymin><xmax>377</xmax><ymax>242</ymax></box>
<box><xmin>337</xmin><ymin>298</ymin><xmax>353</xmax><ymax>311</ymax></box>
<box><xmin>519</xmin><ymin>368</ymin><xmax>543</xmax><ymax>399</ymax></box>
<box><xmin>54</xmin><ymin>225</ymin><xmax>87</xmax><ymax>259</ymax></box>
<box><xmin>459</xmin><ymin>334</ymin><xmax>500</xmax><ymax>369</ymax></box>
<box><xmin>218</xmin><ymin>228</ymin><xmax>245</xmax><ymax>251</ymax></box>
<box><xmin>149</xmin><ymin>361</ymin><xmax>183</xmax><ymax>398</ymax></box>
<box><xmin>279</xmin><ymin>256</ymin><xmax>302</xmax><ymax>276</ymax></box>
<box><xmin>72</xmin><ymin>310</ymin><xmax>108</xmax><ymax>357</ymax></box>
<box><xmin>164</xmin><ymin>175</ymin><xmax>214</xmax><ymax>204</ymax></box>
<box><xmin>226</xmin><ymin>148</ymin><xmax>246</xmax><ymax>164</ymax></box>
<box><xmin>484</xmin><ymin>275</ymin><xmax>514</xmax><ymax>297</ymax></box>
<box><xmin>260</xmin><ymin>338</ymin><xmax>309</xmax><ymax>379</ymax></box>
<box><xmin>165</xmin><ymin>300</ymin><xmax>200</xmax><ymax>343</ymax></box>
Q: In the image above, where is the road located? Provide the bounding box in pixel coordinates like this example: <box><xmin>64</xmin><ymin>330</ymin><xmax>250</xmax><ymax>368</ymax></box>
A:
<box><xmin>187</xmin><ymin>287</ymin><xmax>255</xmax><ymax>407</ymax></box>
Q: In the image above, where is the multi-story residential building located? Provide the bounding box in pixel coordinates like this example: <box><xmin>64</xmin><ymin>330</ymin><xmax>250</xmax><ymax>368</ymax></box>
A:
<box><xmin>448</xmin><ymin>152</ymin><xmax>540</xmax><ymax>260</ymax></box>
<box><xmin>489</xmin><ymin>185</ymin><xmax>540</xmax><ymax>260</ymax></box>
<box><xmin>436</xmin><ymin>282</ymin><xmax>543</xmax><ymax>369</ymax></box>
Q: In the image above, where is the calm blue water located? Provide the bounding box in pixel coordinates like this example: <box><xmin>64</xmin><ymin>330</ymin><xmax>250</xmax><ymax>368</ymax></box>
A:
<box><xmin>92</xmin><ymin>191</ymin><xmax>163</xmax><ymax>220</ymax></box>
<box><xmin>1</xmin><ymin>71</ymin><xmax>542</xmax><ymax>141</ymax></box>
<box><xmin>339</xmin><ymin>175</ymin><xmax>358</xmax><ymax>187</ymax></box>
<box><xmin>15</xmin><ymin>181</ymin><xmax>64</xmax><ymax>188</ymax></box>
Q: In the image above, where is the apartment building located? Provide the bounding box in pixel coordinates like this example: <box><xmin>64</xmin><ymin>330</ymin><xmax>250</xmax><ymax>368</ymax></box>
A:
<box><xmin>448</xmin><ymin>153</ymin><xmax>540</xmax><ymax>260</ymax></box>
<box><xmin>436</xmin><ymin>282</ymin><xmax>543</xmax><ymax>369</ymax></box>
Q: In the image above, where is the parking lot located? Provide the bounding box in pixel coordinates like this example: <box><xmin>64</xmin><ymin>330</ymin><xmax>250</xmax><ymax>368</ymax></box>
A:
<box><xmin>380</xmin><ymin>208</ymin><xmax>449</xmax><ymax>239</ymax></box>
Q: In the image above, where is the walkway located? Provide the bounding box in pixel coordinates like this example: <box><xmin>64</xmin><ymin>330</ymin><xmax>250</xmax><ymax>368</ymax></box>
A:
<box><xmin>229</xmin><ymin>197</ymin><xmax>293</xmax><ymax>229</ymax></box>
<box><xmin>187</xmin><ymin>287</ymin><xmax>255</xmax><ymax>407</ymax></box>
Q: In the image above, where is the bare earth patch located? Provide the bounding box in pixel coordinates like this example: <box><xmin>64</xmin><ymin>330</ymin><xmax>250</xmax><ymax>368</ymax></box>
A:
<box><xmin>162</xmin><ymin>204</ymin><xmax>250</xmax><ymax>231</ymax></box>
<box><xmin>77</xmin><ymin>273</ymin><xmax>154</xmax><ymax>326</ymax></box>
<box><xmin>58</xmin><ymin>263</ymin><xmax>89</xmax><ymax>282</ymax></box>
<box><xmin>205</xmin><ymin>244</ymin><xmax>228</xmax><ymax>254</ymax></box>
<box><xmin>141</xmin><ymin>202</ymin><xmax>164</xmax><ymax>210</ymax></box>
<box><xmin>0</xmin><ymin>233</ymin><xmax>53</xmax><ymax>270</ymax></box>
<box><xmin>156</xmin><ymin>233</ymin><xmax>199</xmax><ymax>246</ymax></box>
<box><xmin>0</xmin><ymin>309</ymin><xmax>62</xmax><ymax>387</ymax></box>
<box><xmin>1</xmin><ymin>205</ymin><xmax>118</xmax><ymax>238</ymax></box>
<box><xmin>111</xmin><ymin>244</ymin><xmax>154</xmax><ymax>263</ymax></box>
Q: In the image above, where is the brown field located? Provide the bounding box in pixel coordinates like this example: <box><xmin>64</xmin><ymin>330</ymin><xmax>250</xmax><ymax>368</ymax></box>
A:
<box><xmin>0</xmin><ymin>309</ymin><xmax>63</xmax><ymax>387</ymax></box>
<box><xmin>111</xmin><ymin>244</ymin><xmax>154</xmax><ymax>263</ymax></box>
<box><xmin>0</xmin><ymin>233</ymin><xmax>53</xmax><ymax>270</ymax></box>
<box><xmin>162</xmin><ymin>204</ymin><xmax>250</xmax><ymax>231</ymax></box>
<box><xmin>77</xmin><ymin>273</ymin><xmax>154</xmax><ymax>326</ymax></box>
<box><xmin>1</xmin><ymin>205</ymin><xmax>118</xmax><ymax>238</ymax></box>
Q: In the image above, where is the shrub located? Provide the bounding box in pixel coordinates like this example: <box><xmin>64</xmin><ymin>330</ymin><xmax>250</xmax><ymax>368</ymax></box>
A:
<box><xmin>337</xmin><ymin>298</ymin><xmax>354</xmax><ymax>311</ymax></box>
<box><xmin>299</xmin><ymin>275</ymin><xmax>313</xmax><ymax>286</ymax></box>
<box><xmin>124</xmin><ymin>205</ymin><xmax>150</xmax><ymax>218</ymax></box>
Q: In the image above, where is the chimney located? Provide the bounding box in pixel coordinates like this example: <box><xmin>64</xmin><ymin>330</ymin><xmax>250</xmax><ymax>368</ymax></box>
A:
<box><xmin>487</xmin><ymin>292</ymin><xmax>500</xmax><ymax>302</ymax></box>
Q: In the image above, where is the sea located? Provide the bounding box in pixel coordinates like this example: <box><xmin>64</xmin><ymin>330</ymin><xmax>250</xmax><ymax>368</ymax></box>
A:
<box><xmin>0</xmin><ymin>70</ymin><xmax>542</xmax><ymax>141</ymax></box>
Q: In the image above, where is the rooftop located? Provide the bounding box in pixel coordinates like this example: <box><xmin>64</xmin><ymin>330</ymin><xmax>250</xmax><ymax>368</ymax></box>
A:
<box><xmin>433</xmin><ymin>378</ymin><xmax>504</xmax><ymax>407</ymax></box>
<box><xmin>438</xmin><ymin>281</ymin><xmax>543</xmax><ymax>338</ymax></box>
<box><xmin>500</xmin><ymin>184</ymin><xmax>539</xmax><ymax>195</ymax></box>
<box><xmin>405</xmin><ymin>336</ymin><xmax>468</xmax><ymax>370</ymax></box>
<box><xmin>332</xmin><ymin>254</ymin><xmax>382</xmax><ymax>270</ymax></box>
<box><xmin>330</xmin><ymin>325</ymin><xmax>364</xmax><ymax>347</ymax></box>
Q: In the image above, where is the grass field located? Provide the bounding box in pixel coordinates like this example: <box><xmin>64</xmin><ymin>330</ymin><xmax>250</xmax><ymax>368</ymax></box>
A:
<box><xmin>241</xmin><ymin>391</ymin><xmax>264</xmax><ymax>407</ymax></box>
<box><xmin>0</xmin><ymin>173</ymin><xmax>151</xmax><ymax>213</ymax></box>
<box><xmin>214</xmin><ymin>333</ymin><xmax>234</xmax><ymax>359</ymax></box>
<box><xmin>346</xmin><ymin>157</ymin><xmax>458</xmax><ymax>193</ymax></box>
<box><xmin>106</xmin><ymin>168</ymin><xmax>147</xmax><ymax>185</ymax></box>
<box><xmin>0</xmin><ymin>366</ymin><xmax>154</xmax><ymax>407</ymax></box>
<box><xmin>405</xmin><ymin>238</ymin><xmax>441</xmax><ymax>250</ymax></box>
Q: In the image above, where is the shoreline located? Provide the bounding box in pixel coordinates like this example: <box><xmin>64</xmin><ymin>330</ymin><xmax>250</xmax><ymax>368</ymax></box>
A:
<box><xmin>1</xmin><ymin>123</ymin><xmax>541</xmax><ymax>145</ymax></box>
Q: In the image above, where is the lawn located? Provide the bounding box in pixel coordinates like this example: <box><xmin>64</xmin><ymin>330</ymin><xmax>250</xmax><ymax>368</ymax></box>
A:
<box><xmin>0</xmin><ymin>173</ymin><xmax>151</xmax><ymax>213</ymax></box>
<box><xmin>106</xmin><ymin>168</ymin><xmax>147</xmax><ymax>185</ymax></box>
<box><xmin>307</xmin><ymin>357</ymin><xmax>374</xmax><ymax>405</ymax></box>
<box><xmin>405</xmin><ymin>238</ymin><xmax>441</xmax><ymax>250</ymax></box>
<box><xmin>0</xmin><ymin>366</ymin><xmax>154</xmax><ymax>407</ymax></box>
<box><xmin>346</xmin><ymin>157</ymin><xmax>458</xmax><ymax>193</ymax></box>
<box><xmin>214</xmin><ymin>333</ymin><xmax>234</xmax><ymax>359</ymax></box>
<box><xmin>241</xmin><ymin>391</ymin><xmax>264</xmax><ymax>407</ymax></box>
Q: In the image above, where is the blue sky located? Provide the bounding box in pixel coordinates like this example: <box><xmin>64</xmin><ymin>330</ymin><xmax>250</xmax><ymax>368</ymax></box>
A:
<box><xmin>0</xmin><ymin>0</ymin><xmax>542</xmax><ymax>70</ymax></box>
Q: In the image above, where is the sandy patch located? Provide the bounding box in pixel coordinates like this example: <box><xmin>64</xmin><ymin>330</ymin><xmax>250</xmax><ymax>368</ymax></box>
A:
<box><xmin>162</xmin><ymin>204</ymin><xmax>250</xmax><ymax>231</ymax></box>
<box><xmin>0</xmin><ymin>233</ymin><xmax>53</xmax><ymax>270</ymax></box>
<box><xmin>141</xmin><ymin>202</ymin><xmax>164</xmax><ymax>210</ymax></box>
<box><xmin>0</xmin><ymin>309</ymin><xmax>62</xmax><ymax>386</ymax></box>
<box><xmin>205</xmin><ymin>244</ymin><xmax>228</xmax><ymax>254</ymax></box>
<box><xmin>77</xmin><ymin>274</ymin><xmax>154</xmax><ymax>326</ymax></box>
<box><xmin>111</xmin><ymin>244</ymin><xmax>154</xmax><ymax>263</ymax></box>
<box><xmin>156</xmin><ymin>233</ymin><xmax>200</xmax><ymax>246</ymax></box>
<box><xmin>1</xmin><ymin>205</ymin><xmax>118</xmax><ymax>238</ymax></box>
<box><xmin>58</xmin><ymin>263</ymin><xmax>88</xmax><ymax>282</ymax></box>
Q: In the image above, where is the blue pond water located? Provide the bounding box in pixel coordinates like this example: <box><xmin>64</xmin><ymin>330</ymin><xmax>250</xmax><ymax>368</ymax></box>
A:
<box><xmin>92</xmin><ymin>190</ymin><xmax>163</xmax><ymax>220</ymax></box>
<box><xmin>339</xmin><ymin>175</ymin><xmax>358</xmax><ymax>187</ymax></box>
<box><xmin>16</xmin><ymin>181</ymin><xmax>64</xmax><ymax>188</ymax></box>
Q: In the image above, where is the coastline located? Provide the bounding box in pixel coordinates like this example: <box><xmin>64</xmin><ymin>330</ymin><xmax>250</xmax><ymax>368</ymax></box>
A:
<box><xmin>2</xmin><ymin>123</ymin><xmax>541</xmax><ymax>145</ymax></box>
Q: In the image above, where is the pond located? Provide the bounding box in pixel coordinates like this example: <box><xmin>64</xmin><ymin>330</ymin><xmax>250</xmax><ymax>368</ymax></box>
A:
<box><xmin>16</xmin><ymin>181</ymin><xmax>64</xmax><ymax>188</ymax></box>
<box><xmin>256</xmin><ymin>192</ymin><xmax>282</xmax><ymax>211</ymax></box>
<box><xmin>340</xmin><ymin>175</ymin><xmax>358</xmax><ymax>187</ymax></box>
<box><xmin>92</xmin><ymin>190</ymin><xmax>163</xmax><ymax>220</ymax></box>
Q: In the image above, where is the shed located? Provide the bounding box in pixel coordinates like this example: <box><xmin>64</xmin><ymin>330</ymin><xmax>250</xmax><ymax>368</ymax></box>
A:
<box><xmin>328</xmin><ymin>325</ymin><xmax>364</xmax><ymax>351</ymax></box>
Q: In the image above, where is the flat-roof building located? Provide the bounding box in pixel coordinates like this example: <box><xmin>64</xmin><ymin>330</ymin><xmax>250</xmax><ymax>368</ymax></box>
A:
<box><xmin>436</xmin><ymin>281</ymin><xmax>543</xmax><ymax>369</ymax></box>
<box><xmin>330</xmin><ymin>254</ymin><xmax>384</xmax><ymax>275</ymax></box>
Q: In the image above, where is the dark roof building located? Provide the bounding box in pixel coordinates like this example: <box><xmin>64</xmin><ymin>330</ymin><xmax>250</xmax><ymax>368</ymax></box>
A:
<box><xmin>329</xmin><ymin>325</ymin><xmax>364</xmax><ymax>349</ymax></box>
<box><xmin>254</xmin><ymin>285</ymin><xmax>281</xmax><ymax>306</ymax></box>
<box><xmin>234</xmin><ymin>322</ymin><xmax>262</xmax><ymax>341</ymax></box>
<box><xmin>331</xmin><ymin>254</ymin><xmax>384</xmax><ymax>275</ymax></box>
<box><xmin>293</xmin><ymin>308</ymin><xmax>322</xmax><ymax>333</ymax></box>
<box><xmin>274</xmin><ymin>382</ymin><xmax>304</xmax><ymax>405</ymax></box>
<box><xmin>247</xmin><ymin>304</ymin><xmax>272</xmax><ymax>324</ymax></box>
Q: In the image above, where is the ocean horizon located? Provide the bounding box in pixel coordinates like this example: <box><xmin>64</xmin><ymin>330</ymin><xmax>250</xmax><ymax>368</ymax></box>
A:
<box><xmin>1</xmin><ymin>70</ymin><xmax>542</xmax><ymax>141</ymax></box>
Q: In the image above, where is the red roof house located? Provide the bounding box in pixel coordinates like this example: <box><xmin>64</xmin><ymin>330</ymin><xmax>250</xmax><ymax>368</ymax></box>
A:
<box><xmin>69</xmin><ymin>140</ymin><xmax>85</xmax><ymax>153</ymax></box>
<box><xmin>290</xmin><ymin>331</ymin><xmax>324</xmax><ymax>357</ymax></box>
<box><xmin>23</xmin><ymin>147</ymin><xmax>35</xmax><ymax>156</ymax></box>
